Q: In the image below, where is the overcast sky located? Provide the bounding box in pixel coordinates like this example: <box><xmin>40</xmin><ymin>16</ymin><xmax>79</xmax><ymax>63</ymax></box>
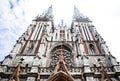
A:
<box><xmin>0</xmin><ymin>0</ymin><xmax>120</xmax><ymax>62</ymax></box>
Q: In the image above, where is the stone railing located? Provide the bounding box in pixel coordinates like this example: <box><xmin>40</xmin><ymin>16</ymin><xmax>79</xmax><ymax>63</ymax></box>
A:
<box><xmin>4</xmin><ymin>66</ymin><xmax>114</xmax><ymax>75</ymax></box>
<box><xmin>4</xmin><ymin>67</ymin><xmax>83</xmax><ymax>74</ymax></box>
<box><xmin>20</xmin><ymin>67</ymin><xmax>31</xmax><ymax>73</ymax></box>
<box><xmin>39</xmin><ymin>67</ymin><xmax>83</xmax><ymax>74</ymax></box>
<box><xmin>40</xmin><ymin>67</ymin><xmax>52</xmax><ymax>74</ymax></box>
<box><xmin>90</xmin><ymin>67</ymin><xmax>114</xmax><ymax>73</ymax></box>
<box><xmin>5</xmin><ymin>67</ymin><xmax>31</xmax><ymax>74</ymax></box>
<box><xmin>68</xmin><ymin>67</ymin><xmax>82</xmax><ymax>73</ymax></box>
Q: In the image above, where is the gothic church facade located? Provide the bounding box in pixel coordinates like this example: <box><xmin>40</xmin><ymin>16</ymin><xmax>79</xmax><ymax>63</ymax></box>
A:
<box><xmin>0</xmin><ymin>6</ymin><xmax>120</xmax><ymax>81</ymax></box>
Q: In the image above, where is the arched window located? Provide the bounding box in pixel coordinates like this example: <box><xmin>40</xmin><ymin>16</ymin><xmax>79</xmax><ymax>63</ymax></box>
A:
<box><xmin>89</xmin><ymin>44</ymin><xmax>95</xmax><ymax>54</ymax></box>
<box><xmin>27</xmin><ymin>42</ymin><xmax>34</xmax><ymax>53</ymax></box>
<box><xmin>55</xmin><ymin>33</ymin><xmax>57</xmax><ymax>39</ymax></box>
<box><xmin>102</xmin><ymin>48</ymin><xmax>105</xmax><ymax>54</ymax></box>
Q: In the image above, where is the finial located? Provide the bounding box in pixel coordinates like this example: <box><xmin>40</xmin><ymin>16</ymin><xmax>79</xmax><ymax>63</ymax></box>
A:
<box><xmin>58</xmin><ymin>45</ymin><xmax>64</xmax><ymax>63</ymax></box>
<box><xmin>60</xmin><ymin>45</ymin><xmax>63</xmax><ymax>55</ymax></box>
<box><xmin>37</xmin><ymin>65</ymin><xmax>41</xmax><ymax>81</ymax></box>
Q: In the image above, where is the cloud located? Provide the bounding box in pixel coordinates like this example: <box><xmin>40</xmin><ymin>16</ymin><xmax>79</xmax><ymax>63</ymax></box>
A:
<box><xmin>9</xmin><ymin>0</ymin><xmax>14</xmax><ymax>9</ymax></box>
<box><xmin>0</xmin><ymin>0</ymin><xmax>28</xmax><ymax>61</ymax></box>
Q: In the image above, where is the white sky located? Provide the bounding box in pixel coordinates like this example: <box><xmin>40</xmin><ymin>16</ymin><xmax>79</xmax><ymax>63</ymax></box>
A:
<box><xmin>0</xmin><ymin>0</ymin><xmax>120</xmax><ymax>62</ymax></box>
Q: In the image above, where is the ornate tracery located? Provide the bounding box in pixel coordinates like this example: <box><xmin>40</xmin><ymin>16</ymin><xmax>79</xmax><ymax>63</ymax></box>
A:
<box><xmin>47</xmin><ymin>45</ymin><xmax>75</xmax><ymax>81</ymax></box>
<box><xmin>50</xmin><ymin>45</ymin><xmax>73</xmax><ymax>68</ymax></box>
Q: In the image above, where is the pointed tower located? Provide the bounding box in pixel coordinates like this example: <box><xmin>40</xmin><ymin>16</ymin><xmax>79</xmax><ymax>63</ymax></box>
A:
<box><xmin>0</xmin><ymin>6</ymin><xmax>120</xmax><ymax>81</ymax></box>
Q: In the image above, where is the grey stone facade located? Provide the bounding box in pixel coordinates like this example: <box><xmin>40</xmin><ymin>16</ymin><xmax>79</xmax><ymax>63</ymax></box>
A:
<box><xmin>0</xmin><ymin>6</ymin><xmax>120</xmax><ymax>81</ymax></box>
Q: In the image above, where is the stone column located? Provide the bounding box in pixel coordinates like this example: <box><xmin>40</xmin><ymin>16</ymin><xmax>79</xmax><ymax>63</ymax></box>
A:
<box><xmin>86</xmin><ymin>77</ymin><xmax>95</xmax><ymax>81</ymax></box>
<box><xmin>27</xmin><ymin>77</ymin><xmax>36</xmax><ymax>81</ymax></box>
<box><xmin>83</xmin><ymin>55</ymin><xmax>91</xmax><ymax>73</ymax></box>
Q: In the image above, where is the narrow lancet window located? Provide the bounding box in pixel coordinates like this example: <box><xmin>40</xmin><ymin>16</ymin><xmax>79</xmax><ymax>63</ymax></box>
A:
<box><xmin>67</xmin><ymin>33</ymin><xmax>69</xmax><ymax>39</ymax></box>
<box><xmin>27</xmin><ymin>43</ymin><xmax>34</xmax><ymax>53</ymax></box>
<box><xmin>89</xmin><ymin>44</ymin><xmax>95</xmax><ymax>54</ymax></box>
<box><xmin>55</xmin><ymin>33</ymin><xmax>57</xmax><ymax>39</ymax></box>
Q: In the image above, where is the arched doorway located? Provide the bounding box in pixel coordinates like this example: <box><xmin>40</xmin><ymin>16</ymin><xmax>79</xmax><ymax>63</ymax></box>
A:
<box><xmin>47</xmin><ymin>72</ymin><xmax>74</xmax><ymax>81</ymax></box>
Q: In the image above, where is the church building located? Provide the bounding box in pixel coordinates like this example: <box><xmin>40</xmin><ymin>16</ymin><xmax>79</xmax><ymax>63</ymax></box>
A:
<box><xmin>0</xmin><ymin>6</ymin><xmax>120</xmax><ymax>81</ymax></box>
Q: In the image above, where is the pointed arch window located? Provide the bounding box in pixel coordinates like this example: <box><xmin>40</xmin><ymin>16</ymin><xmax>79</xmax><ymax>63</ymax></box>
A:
<box><xmin>51</xmin><ymin>36</ymin><xmax>53</xmax><ymax>41</ymax></box>
<box><xmin>60</xmin><ymin>30</ymin><xmax>65</xmax><ymax>38</ymax></box>
<box><xmin>102</xmin><ymin>48</ymin><xmax>105</xmax><ymax>54</ymax></box>
<box><xmin>55</xmin><ymin>33</ymin><xmax>57</xmax><ymax>39</ymax></box>
<box><xmin>27</xmin><ymin>42</ymin><xmax>35</xmax><ymax>54</ymax></box>
<box><xmin>27</xmin><ymin>43</ymin><xmax>34</xmax><ymax>53</ymax></box>
<box><xmin>89</xmin><ymin>44</ymin><xmax>95</xmax><ymax>54</ymax></box>
<box><xmin>67</xmin><ymin>33</ymin><xmax>69</xmax><ymax>39</ymax></box>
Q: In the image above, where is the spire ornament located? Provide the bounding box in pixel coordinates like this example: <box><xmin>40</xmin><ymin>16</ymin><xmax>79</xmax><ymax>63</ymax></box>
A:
<box><xmin>98</xmin><ymin>61</ymin><xmax>112</xmax><ymax>81</ymax></box>
<box><xmin>53</xmin><ymin>45</ymin><xmax>69</xmax><ymax>74</ymax></box>
<box><xmin>36</xmin><ymin>65</ymin><xmax>41</xmax><ymax>81</ymax></box>
<box><xmin>34</xmin><ymin>5</ymin><xmax>53</xmax><ymax>21</ymax></box>
<box><xmin>8</xmin><ymin>58</ymin><xmax>24</xmax><ymax>81</ymax></box>
<box><xmin>73</xmin><ymin>6</ymin><xmax>91</xmax><ymax>22</ymax></box>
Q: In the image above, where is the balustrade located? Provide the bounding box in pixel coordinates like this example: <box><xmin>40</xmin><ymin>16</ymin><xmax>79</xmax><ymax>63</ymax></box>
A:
<box><xmin>5</xmin><ymin>67</ymin><xmax>31</xmax><ymax>73</ymax></box>
<box><xmin>90</xmin><ymin>67</ymin><xmax>114</xmax><ymax>73</ymax></box>
<box><xmin>5</xmin><ymin>67</ymin><xmax>83</xmax><ymax>74</ymax></box>
<box><xmin>4</xmin><ymin>66</ymin><xmax>113</xmax><ymax>74</ymax></box>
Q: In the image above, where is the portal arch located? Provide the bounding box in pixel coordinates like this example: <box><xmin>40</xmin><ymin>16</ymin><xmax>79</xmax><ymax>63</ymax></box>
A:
<box><xmin>47</xmin><ymin>72</ymin><xmax>74</xmax><ymax>81</ymax></box>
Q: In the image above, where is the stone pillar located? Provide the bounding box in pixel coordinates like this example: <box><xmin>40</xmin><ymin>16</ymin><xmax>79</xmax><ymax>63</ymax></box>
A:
<box><xmin>27</xmin><ymin>77</ymin><xmax>36</xmax><ymax>81</ymax></box>
<box><xmin>30</xmin><ymin>67</ymin><xmax>38</xmax><ymax>73</ymax></box>
<box><xmin>84</xmin><ymin>65</ymin><xmax>91</xmax><ymax>73</ymax></box>
<box><xmin>0</xmin><ymin>66</ymin><xmax>3</xmax><ymax>72</ymax></box>
<box><xmin>118</xmin><ymin>76</ymin><xmax>120</xmax><ymax>80</ymax></box>
<box><xmin>113</xmin><ymin>65</ymin><xmax>120</xmax><ymax>72</ymax></box>
<box><xmin>83</xmin><ymin>55</ymin><xmax>91</xmax><ymax>73</ymax></box>
<box><xmin>86</xmin><ymin>77</ymin><xmax>95</xmax><ymax>81</ymax></box>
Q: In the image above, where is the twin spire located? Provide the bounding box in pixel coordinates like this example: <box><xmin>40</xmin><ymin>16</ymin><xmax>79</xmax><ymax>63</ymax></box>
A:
<box><xmin>34</xmin><ymin>5</ymin><xmax>53</xmax><ymax>21</ymax></box>
<box><xmin>34</xmin><ymin>5</ymin><xmax>91</xmax><ymax>22</ymax></box>
<box><xmin>73</xmin><ymin>6</ymin><xmax>91</xmax><ymax>22</ymax></box>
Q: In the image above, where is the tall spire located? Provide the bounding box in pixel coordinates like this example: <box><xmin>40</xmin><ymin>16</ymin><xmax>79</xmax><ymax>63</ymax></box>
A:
<box><xmin>34</xmin><ymin>5</ymin><xmax>53</xmax><ymax>21</ymax></box>
<box><xmin>73</xmin><ymin>6</ymin><xmax>91</xmax><ymax>22</ymax></box>
<box><xmin>44</xmin><ymin>5</ymin><xmax>53</xmax><ymax>19</ymax></box>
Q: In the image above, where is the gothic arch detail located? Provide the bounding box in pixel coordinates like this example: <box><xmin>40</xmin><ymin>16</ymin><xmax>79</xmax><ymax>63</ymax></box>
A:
<box><xmin>89</xmin><ymin>44</ymin><xmax>95</xmax><ymax>54</ymax></box>
<box><xmin>50</xmin><ymin>42</ymin><xmax>74</xmax><ymax>52</ymax></box>
<box><xmin>50</xmin><ymin>45</ymin><xmax>73</xmax><ymax>67</ymax></box>
<box><xmin>47</xmin><ymin>72</ymin><xmax>74</xmax><ymax>81</ymax></box>
<box><xmin>47</xmin><ymin>45</ymin><xmax>75</xmax><ymax>81</ymax></box>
